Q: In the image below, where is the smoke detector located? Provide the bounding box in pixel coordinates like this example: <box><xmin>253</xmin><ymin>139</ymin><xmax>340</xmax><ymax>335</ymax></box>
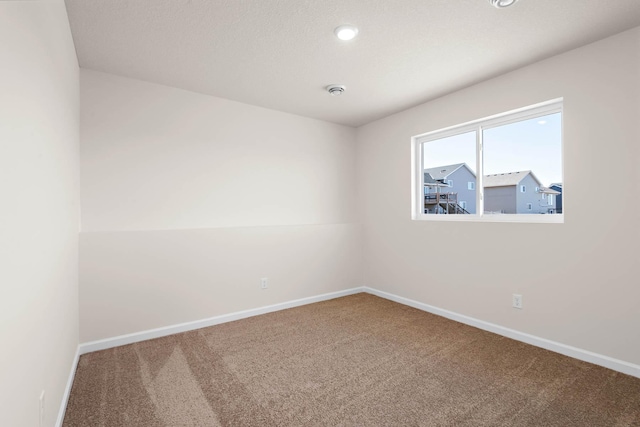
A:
<box><xmin>489</xmin><ymin>0</ymin><xmax>518</xmax><ymax>8</ymax></box>
<box><xmin>326</xmin><ymin>85</ymin><xmax>346</xmax><ymax>96</ymax></box>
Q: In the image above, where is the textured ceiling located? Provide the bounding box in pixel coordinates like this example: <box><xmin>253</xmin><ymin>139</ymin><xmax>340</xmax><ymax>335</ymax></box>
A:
<box><xmin>64</xmin><ymin>0</ymin><xmax>640</xmax><ymax>127</ymax></box>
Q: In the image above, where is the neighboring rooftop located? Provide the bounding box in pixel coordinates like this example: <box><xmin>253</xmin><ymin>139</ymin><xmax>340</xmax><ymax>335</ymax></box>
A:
<box><xmin>423</xmin><ymin>163</ymin><xmax>468</xmax><ymax>180</ymax></box>
<box><xmin>484</xmin><ymin>170</ymin><xmax>536</xmax><ymax>188</ymax></box>
<box><xmin>423</xmin><ymin>172</ymin><xmax>452</xmax><ymax>188</ymax></box>
<box><xmin>424</xmin><ymin>165</ymin><xmax>558</xmax><ymax>188</ymax></box>
<box><xmin>424</xmin><ymin>172</ymin><xmax>436</xmax><ymax>184</ymax></box>
<box><xmin>539</xmin><ymin>187</ymin><xmax>561</xmax><ymax>195</ymax></box>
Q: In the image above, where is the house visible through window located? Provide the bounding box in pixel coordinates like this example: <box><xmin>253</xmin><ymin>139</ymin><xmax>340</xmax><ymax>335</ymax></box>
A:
<box><xmin>413</xmin><ymin>99</ymin><xmax>563</xmax><ymax>222</ymax></box>
<box><xmin>421</xmin><ymin>132</ymin><xmax>477</xmax><ymax>215</ymax></box>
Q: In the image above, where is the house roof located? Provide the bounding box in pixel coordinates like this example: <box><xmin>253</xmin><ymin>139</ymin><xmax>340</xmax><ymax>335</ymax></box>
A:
<box><xmin>424</xmin><ymin>172</ymin><xmax>436</xmax><ymax>184</ymax></box>
<box><xmin>426</xmin><ymin>165</ymin><xmax>555</xmax><ymax>189</ymax></box>
<box><xmin>424</xmin><ymin>163</ymin><xmax>468</xmax><ymax>180</ymax></box>
<box><xmin>539</xmin><ymin>187</ymin><xmax>561</xmax><ymax>195</ymax></box>
<box><xmin>483</xmin><ymin>170</ymin><xmax>541</xmax><ymax>188</ymax></box>
<box><xmin>423</xmin><ymin>172</ymin><xmax>451</xmax><ymax>188</ymax></box>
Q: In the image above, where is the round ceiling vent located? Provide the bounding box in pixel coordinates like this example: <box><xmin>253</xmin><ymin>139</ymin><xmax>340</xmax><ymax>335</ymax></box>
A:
<box><xmin>326</xmin><ymin>85</ymin><xmax>346</xmax><ymax>96</ymax></box>
<box><xmin>489</xmin><ymin>0</ymin><xmax>518</xmax><ymax>8</ymax></box>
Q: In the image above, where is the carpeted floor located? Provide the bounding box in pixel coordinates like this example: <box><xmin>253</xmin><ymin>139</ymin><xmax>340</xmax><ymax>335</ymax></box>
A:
<box><xmin>64</xmin><ymin>293</ymin><xmax>640</xmax><ymax>426</ymax></box>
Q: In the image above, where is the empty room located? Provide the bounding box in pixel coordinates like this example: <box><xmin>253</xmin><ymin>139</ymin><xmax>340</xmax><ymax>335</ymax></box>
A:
<box><xmin>2</xmin><ymin>0</ymin><xmax>640</xmax><ymax>426</ymax></box>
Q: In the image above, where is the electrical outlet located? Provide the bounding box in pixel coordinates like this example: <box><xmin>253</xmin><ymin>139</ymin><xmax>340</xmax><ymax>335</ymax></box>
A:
<box><xmin>260</xmin><ymin>278</ymin><xmax>268</xmax><ymax>289</ymax></box>
<box><xmin>512</xmin><ymin>294</ymin><xmax>523</xmax><ymax>309</ymax></box>
<box><xmin>39</xmin><ymin>390</ymin><xmax>45</xmax><ymax>427</ymax></box>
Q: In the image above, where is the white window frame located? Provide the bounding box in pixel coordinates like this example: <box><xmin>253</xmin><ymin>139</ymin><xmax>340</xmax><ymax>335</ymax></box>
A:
<box><xmin>520</xmin><ymin>185</ymin><xmax>526</xmax><ymax>193</ymax></box>
<box><xmin>411</xmin><ymin>98</ymin><xmax>564</xmax><ymax>224</ymax></box>
<box><xmin>468</xmin><ymin>182</ymin><xmax>475</xmax><ymax>190</ymax></box>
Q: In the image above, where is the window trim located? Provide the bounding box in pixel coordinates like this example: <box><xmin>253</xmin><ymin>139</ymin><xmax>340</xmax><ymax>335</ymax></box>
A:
<box><xmin>411</xmin><ymin>98</ymin><xmax>564</xmax><ymax>224</ymax></box>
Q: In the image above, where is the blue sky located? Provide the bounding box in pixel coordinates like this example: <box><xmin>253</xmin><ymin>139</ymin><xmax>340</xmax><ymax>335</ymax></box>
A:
<box><xmin>423</xmin><ymin>113</ymin><xmax>562</xmax><ymax>186</ymax></box>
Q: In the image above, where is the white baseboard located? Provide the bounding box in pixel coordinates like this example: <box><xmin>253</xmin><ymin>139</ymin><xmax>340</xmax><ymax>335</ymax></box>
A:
<box><xmin>79</xmin><ymin>287</ymin><xmax>365</xmax><ymax>355</ymax></box>
<box><xmin>55</xmin><ymin>346</ymin><xmax>80</xmax><ymax>427</ymax></box>
<box><xmin>74</xmin><ymin>284</ymin><xmax>639</xmax><ymax>381</ymax></box>
<box><xmin>364</xmin><ymin>286</ymin><xmax>640</xmax><ymax>379</ymax></box>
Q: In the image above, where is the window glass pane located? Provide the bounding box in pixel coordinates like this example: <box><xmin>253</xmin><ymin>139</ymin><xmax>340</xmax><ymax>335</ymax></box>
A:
<box><xmin>423</xmin><ymin>131</ymin><xmax>476</xmax><ymax>214</ymax></box>
<box><xmin>482</xmin><ymin>112</ymin><xmax>562</xmax><ymax>215</ymax></box>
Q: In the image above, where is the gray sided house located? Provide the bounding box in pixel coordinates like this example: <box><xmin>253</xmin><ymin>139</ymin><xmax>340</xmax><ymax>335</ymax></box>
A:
<box><xmin>484</xmin><ymin>171</ymin><xmax>559</xmax><ymax>214</ymax></box>
<box><xmin>549</xmin><ymin>183</ymin><xmax>563</xmax><ymax>213</ymax></box>
<box><xmin>424</xmin><ymin>163</ymin><xmax>477</xmax><ymax>214</ymax></box>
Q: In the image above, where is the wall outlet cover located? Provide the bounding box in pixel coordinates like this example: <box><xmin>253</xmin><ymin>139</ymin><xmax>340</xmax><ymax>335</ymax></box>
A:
<box><xmin>513</xmin><ymin>294</ymin><xmax>523</xmax><ymax>309</ymax></box>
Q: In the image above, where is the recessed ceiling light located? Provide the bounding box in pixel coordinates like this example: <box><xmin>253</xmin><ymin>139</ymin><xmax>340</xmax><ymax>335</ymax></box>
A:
<box><xmin>334</xmin><ymin>25</ymin><xmax>359</xmax><ymax>41</ymax></box>
<box><xmin>326</xmin><ymin>85</ymin><xmax>346</xmax><ymax>96</ymax></box>
<box><xmin>489</xmin><ymin>0</ymin><xmax>519</xmax><ymax>8</ymax></box>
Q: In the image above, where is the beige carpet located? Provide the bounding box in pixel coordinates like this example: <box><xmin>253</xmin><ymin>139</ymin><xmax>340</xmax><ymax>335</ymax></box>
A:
<box><xmin>64</xmin><ymin>293</ymin><xmax>640</xmax><ymax>426</ymax></box>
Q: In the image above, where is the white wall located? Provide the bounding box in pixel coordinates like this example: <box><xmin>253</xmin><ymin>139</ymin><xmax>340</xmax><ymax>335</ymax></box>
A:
<box><xmin>80</xmin><ymin>71</ymin><xmax>361</xmax><ymax>342</ymax></box>
<box><xmin>0</xmin><ymin>2</ymin><xmax>80</xmax><ymax>427</ymax></box>
<box><xmin>356</xmin><ymin>27</ymin><xmax>640</xmax><ymax>365</ymax></box>
<box><xmin>81</xmin><ymin>70</ymin><xmax>357</xmax><ymax>232</ymax></box>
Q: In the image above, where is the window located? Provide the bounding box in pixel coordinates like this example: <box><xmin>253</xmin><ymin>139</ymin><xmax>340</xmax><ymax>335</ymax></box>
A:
<box><xmin>413</xmin><ymin>99</ymin><xmax>563</xmax><ymax>223</ymax></box>
<box><xmin>548</xmin><ymin>194</ymin><xmax>553</xmax><ymax>205</ymax></box>
<box><xmin>460</xmin><ymin>201</ymin><xmax>467</xmax><ymax>210</ymax></box>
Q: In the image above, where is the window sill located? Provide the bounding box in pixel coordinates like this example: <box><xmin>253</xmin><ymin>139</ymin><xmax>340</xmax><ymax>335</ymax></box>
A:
<box><xmin>413</xmin><ymin>214</ymin><xmax>564</xmax><ymax>224</ymax></box>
